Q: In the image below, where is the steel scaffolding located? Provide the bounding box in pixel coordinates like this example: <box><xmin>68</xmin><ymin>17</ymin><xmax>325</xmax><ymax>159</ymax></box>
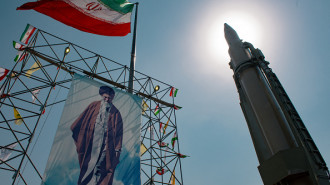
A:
<box><xmin>0</xmin><ymin>27</ymin><xmax>184</xmax><ymax>185</ymax></box>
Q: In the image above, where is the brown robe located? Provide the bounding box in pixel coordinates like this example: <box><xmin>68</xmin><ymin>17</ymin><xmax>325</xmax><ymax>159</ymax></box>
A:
<box><xmin>71</xmin><ymin>101</ymin><xmax>123</xmax><ymax>185</ymax></box>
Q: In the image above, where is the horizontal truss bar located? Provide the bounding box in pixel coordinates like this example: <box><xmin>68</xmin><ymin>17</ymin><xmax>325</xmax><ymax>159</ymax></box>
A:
<box><xmin>26</xmin><ymin>48</ymin><xmax>179</xmax><ymax>108</ymax></box>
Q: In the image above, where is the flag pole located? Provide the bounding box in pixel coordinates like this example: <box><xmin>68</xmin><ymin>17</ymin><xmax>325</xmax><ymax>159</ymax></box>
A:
<box><xmin>128</xmin><ymin>2</ymin><xmax>139</xmax><ymax>94</ymax></box>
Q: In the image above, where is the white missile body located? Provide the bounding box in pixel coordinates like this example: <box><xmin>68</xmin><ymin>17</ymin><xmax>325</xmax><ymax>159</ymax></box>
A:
<box><xmin>224</xmin><ymin>23</ymin><xmax>298</xmax><ymax>162</ymax></box>
<box><xmin>224</xmin><ymin>23</ymin><xmax>330</xmax><ymax>185</ymax></box>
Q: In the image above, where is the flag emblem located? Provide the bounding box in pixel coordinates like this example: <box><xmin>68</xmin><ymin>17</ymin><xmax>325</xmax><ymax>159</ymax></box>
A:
<box><xmin>86</xmin><ymin>2</ymin><xmax>102</xmax><ymax>11</ymax></box>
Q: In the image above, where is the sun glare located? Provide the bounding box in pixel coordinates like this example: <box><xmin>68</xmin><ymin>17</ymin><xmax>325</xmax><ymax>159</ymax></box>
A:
<box><xmin>191</xmin><ymin>7</ymin><xmax>265</xmax><ymax>80</ymax></box>
<box><xmin>208</xmin><ymin>11</ymin><xmax>263</xmax><ymax>62</ymax></box>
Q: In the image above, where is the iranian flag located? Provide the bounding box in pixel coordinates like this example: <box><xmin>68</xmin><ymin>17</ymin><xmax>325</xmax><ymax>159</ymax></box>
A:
<box><xmin>13</xmin><ymin>41</ymin><xmax>28</xmax><ymax>62</ymax></box>
<box><xmin>13</xmin><ymin>41</ymin><xmax>26</xmax><ymax>50</ymax></box>
<box><xmin>154</xmin><ymin>104</ymin><xmax>161</xmax><ymax>116</ymax></box>
<box><xmin>0</xmin><ymin>68</ymin><xmax>9</xmax><ymax>82</ymax></box>
<box><xmin>19</xmin><ymin>24</ymin><xmax>37</xmax><ymax>44</ymax></box>
<box><xmin>171</xmin><ymin>131</ymin><xmax>178</xmax><ymax>149</ymax></box>
<box><xmin>14</xmin><ymin>51</ymin><xmax>28</xmax><ymax>62</ymax></box>
<box><xmin>170</xmin><ymin>87</ymin><xmax>178</xmax><ymax>97</ymax></box>
<box><xmin>17</xmin><ymin>0</ymin><xmax>134</xmax><ymax>36</ymax></box>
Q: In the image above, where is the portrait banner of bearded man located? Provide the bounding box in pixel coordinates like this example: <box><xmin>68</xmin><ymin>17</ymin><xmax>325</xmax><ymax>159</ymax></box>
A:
<box><xmin>41</xmin><ymin>75</ymin><xmax>142</xmax><ymax>185</ymax></box>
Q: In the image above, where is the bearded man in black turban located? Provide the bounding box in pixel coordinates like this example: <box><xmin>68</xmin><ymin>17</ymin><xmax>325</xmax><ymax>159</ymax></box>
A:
<box><xmin>71</xmin><ymin>86</ymin><xmax>123</xmax><ymax>185</ymax></box>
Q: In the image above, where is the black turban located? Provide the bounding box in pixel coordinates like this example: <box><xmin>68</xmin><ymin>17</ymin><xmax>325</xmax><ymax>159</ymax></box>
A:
<box><xmin>99</xmin><ymin>86</ymin><xmax>115</xmax><ymax>96</ymax></box>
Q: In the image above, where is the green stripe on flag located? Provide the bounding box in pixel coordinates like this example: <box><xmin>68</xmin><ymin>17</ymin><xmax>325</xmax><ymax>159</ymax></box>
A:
<box><xmin>13</xmin><ymin>41</ymin><xmax>17</xmax><ymax>48</ymax></box>
<box><xmin>154</xmin><ymin>108</ymin><xmax>161</xmax><ymax>115</ymax></box>
<box><xmin>13</xmin><ymin>41</ymin><xmax>24</xmax><ymax>50</ymax></box>
<box><xmin>20</xmin><ymin>24</ymin><xmax>30</xmax><ymax>42</ymax></box>
<box><xmin>171</xmin><ymin>137</ymin><xmax>178</xmax><ymax>148</ymax></box>
<box><xmin>173</xmin><ymin>89</ymin><xmax>178</xmax><ymax>97</ymax></box>
<box><xmin>14</xmin><ymin>51</ymin><xmax>23</xmax><ymax>62</ymax></box>
<box><xmin>14</xmin><ymin>55</ymin><xmax>19</xmax><ymax>62</ymax></box>
<box><xmin>98</xmin><ymin>0</ymin><xmax>134</xmax><ymax>14</ymax></box>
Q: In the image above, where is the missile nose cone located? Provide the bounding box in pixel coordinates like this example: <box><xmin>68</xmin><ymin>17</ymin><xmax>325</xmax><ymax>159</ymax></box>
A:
<box><xmin>224</xmin><ymin>23</ymin><xmax>241</xmax><ymax>46</ymax></box>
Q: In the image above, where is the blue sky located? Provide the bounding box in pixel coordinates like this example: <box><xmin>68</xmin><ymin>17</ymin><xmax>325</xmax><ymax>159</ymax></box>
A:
<box><xmin>1</xmin><ymin>0</ymin><xmax>330</xmax><ymax>184</ymax></box>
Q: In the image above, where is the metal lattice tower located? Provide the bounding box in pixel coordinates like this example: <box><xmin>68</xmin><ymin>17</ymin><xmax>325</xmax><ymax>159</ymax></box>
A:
<box><xmin>0</xmin><ymin>27</ymin><xmax>185</xmax><ymax>185</ymax></box>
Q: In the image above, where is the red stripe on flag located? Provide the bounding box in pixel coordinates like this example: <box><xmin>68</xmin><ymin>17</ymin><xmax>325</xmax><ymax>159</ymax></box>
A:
<box><xmin>19</xmin><ymin>53</ymin><xmax>28</xmax><ymax>62</ymax></box>
<box><xmin>0</xmin><ymin>69</ymin><xmax>9</xmax><ymax>82</ymax></box>
<box><xmin>24</xmin><ymin>27</ymin><xmax>37</xmax><ymax>44</ymax></box>
<box><xmin>17</xmin><ymin>0</ymin><xmax>131</xmax><ymax>36</ymax></box>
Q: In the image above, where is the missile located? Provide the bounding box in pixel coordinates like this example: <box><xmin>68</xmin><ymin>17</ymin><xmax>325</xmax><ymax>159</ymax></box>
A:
<box><xmin>223</xmin><ymin>24</ymin><xmax>327</xmax><ymax>185</ymax></box>
<box><xmin>224</xmin><ymin>23</ymin><xmax>240</xmax><ymax>46</ymax></box>
<box><xmin>224</xmin><ymin>23</ymin><xmax>298</xmax><ymax>161</ymax></box>
<box><xmin>224</xmin><ymin>23</ymin><xmax>252</xmax><ymax>71</ymax></box>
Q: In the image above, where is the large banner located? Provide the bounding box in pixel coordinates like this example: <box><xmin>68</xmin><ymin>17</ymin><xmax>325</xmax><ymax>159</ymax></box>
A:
<box><xmin>42</xmin><ymin>74</ymin><xmax>141</xmax><ymax>185</ymax></box>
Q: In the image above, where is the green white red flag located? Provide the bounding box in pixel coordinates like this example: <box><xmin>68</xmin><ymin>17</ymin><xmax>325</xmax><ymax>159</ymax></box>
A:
<box><xmin>0</xmin><ymin>68</ymin><xmax>9</xmax><ymax>82</ymax></box>
<box><xmin>13</xmin><ymin>41</ymin><xmax>26</xmax><ymax>50</ymax></box>
<box><xmin>171</xmin><ymin>132</ymin><xmax>178</xmax><ymax>149</ymax></box>
<box><xmin>19</xmin><ymin>24</ymin><xmax>37</xmax><ymax>44</ymax></box>
<box><xmin>170</xmin><ymin>87</ymin><xmax>178</xmax><ymax>97</ymax></box>
<box><xmin>154</xmin><ymin>105</ymin><xmax>161</xmax><ymax>115</ymax></box>
<box><xmin>13</xmin><ymin>41</ymin><xmax>28</xmax><ymax>62</ymax></box>
<box><xmin>14</xmin><ymin>51</ymin><xmax>28</xmax><ymax>62</ymax></box>
<box><xmin>17</xmin><ymin>0</ymin><xmax>134</xmax><ymax>36</ymax></box>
